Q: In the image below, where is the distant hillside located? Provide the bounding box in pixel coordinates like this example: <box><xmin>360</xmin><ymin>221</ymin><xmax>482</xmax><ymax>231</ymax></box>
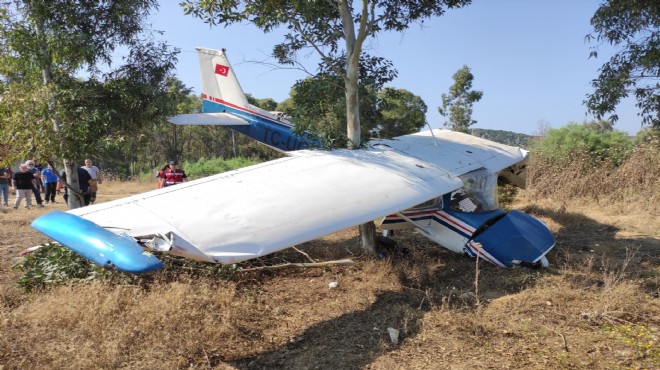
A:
<box><xmin>470</xmin><ymin>128</ymin><xmax>533</xmax><ymax>148</ymax></box>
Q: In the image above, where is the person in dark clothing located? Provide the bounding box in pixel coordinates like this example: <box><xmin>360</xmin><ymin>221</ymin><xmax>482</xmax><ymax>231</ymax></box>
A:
<box><xmin>59</xmin><ymin>167</ymin><xmax>93</xmax><ymax>207</ymax></box>
<box><xmin>25</xmin><ymin>160</ymin><xmax>44</xmax><ymax>208</ymax></box>
<box><xmin>0</xmin><ymin>163</ymin><xmax>10</xmax><ymax>207</ymax></box>
<box><xmin>12</xmin><ymin>164</ymin><xmax>36</xmax><ymax>209</ymax></box>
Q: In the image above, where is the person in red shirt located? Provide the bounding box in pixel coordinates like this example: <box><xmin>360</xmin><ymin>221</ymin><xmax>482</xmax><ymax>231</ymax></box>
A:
<box><xmin>162</xmin><ymin>161</ymin><xmax>188</xmax><ymax>187</ymax></box>
<box><xmin>156</xmin><ymin>164</ymin><xmax>169</xmax><ymax>189</ymax></box>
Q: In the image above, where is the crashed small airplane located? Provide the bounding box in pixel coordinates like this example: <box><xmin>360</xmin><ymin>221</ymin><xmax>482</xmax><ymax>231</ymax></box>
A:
<box><xmin>31</xmin><ymin>47</ymin><xmax>555</xmax><ymax>273</ymax></box>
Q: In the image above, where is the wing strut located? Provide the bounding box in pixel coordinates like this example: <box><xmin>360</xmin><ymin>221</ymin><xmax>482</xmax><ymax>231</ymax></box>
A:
<box><xmin>394</xmin><ymin>212</ymin><xmax>433</xmax><ymax>237</ymax></box>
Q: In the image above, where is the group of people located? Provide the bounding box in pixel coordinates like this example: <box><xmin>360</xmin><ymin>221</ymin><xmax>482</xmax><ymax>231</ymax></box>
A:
<box><xmin>0</xmin><ymin>159</ymin><xmax>102</xmax><ymax>209</ymax></box>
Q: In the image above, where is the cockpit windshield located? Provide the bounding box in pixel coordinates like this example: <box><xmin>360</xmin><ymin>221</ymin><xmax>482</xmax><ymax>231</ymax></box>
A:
<box><xmin>449</xmin><ymin>168</ymin><xmax>498</xmax><ymax>213</ymax></box>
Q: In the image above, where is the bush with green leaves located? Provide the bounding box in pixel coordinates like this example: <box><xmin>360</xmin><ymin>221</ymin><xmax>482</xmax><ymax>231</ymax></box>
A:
<box><xmin>531</xmin><ymin>123</ymin><xmax>633</xmax><ymax>167</ymax></box>
<box><xmin>13</xmin><ymin>243</ymin><xmax>243</xmax><ymax>292</ymax></box>
<box><xmin>138</xmin><ymin>156</ymin><xmax>263</xmax><ymax>182</ymax></box>
<box><xmin>13</xmin><ymin>243</ymin><xmax>116</xmax><ymax>292</ymax></box>
<box><xmin>182</xmin><ymin>156</ymin><xmax>261</xmax><ymax>179</ymax></box>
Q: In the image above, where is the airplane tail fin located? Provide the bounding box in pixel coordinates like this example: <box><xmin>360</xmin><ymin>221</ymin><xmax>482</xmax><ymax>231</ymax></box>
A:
<box><xmin>196</xmin><ymin>47</ymin><xmax>249</xmax><ymax>110</ymax></box>
<box><xmin>171</xmin><ymin>47</ymin><xmax>310</xmax><ymax>152</ymax></box>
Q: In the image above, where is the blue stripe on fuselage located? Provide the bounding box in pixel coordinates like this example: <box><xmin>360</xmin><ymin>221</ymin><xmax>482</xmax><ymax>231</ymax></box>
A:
<box><xmin>202</xmin><ymin>100</ymin><xmax>310</xmax><ymax>152</ymax></box>
<box><xmin>382</xmin><ymin>213</ymin><xmax>473</xmax><ymax>239</ymax></box>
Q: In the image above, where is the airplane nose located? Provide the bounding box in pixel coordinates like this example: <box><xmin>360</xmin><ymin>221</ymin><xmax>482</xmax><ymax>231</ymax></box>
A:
<box><xmin>470</xmin><ymin>210</ymin><xmax>555</xmax><ymax>267</ymax></box>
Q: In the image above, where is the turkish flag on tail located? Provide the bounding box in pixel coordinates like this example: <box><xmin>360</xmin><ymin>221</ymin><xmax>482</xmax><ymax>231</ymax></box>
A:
<box><xmin>215</xmin><ymin>64</ymin><xmax>230</xmax><ymax>77</ymax></box>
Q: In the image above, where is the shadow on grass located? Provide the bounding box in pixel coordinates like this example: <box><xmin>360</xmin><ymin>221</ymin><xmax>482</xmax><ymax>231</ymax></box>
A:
<box><xmin>230</xmin><ymin>289</ymin><xmax>428</xmax><ymax>370</ymax></box>
<box><xmin>521</xmin><ymin>205</ymin><xmax>659</xmax><ymax>268</ymax></box>
<box><xmin>224</xmin><ymin>205</ymin><xmax>658</xmax><ymax>369</ymax></box>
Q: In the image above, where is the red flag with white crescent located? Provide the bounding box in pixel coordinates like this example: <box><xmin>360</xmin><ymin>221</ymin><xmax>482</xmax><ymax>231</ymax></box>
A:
<box><xmin>215</xmin><ymin>64</ymin><xmax>229</xmax><ymax>77</ymax></box>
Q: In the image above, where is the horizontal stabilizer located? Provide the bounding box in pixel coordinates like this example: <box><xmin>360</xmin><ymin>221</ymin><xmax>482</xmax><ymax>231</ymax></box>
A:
<box><xmin>31</xmin><ymin>211</ymin><xmax>163</xmax><ymax>273</ymax></box>
<box><xmin>168</xmin><ymin>113</ymin><xmax>249</xmax><ymax>126</ymax></box>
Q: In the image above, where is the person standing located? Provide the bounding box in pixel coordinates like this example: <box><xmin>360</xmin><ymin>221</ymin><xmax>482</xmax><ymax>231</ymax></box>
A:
<box><xmin>25</xmin><ymin>160</ymin><xmax>44</xmax><ymax>208</ymax></box>
<box><xmin>0</xmin><ymin>162</ymin><xmax>10</xmax><ymax>207</ymax></box>
<box><xmin>12</xmin><ymin>163</ymin><xmax>36</xmax><ymax>209</ymax></box>
<box><xmin>156</xmin><ymin>164</ymin><xmax>169</xmax><ymax>189</ymax></box>
<box><xmin>82</xmin><ymin>159</ymin><xmax>103</xmax><ymax>204</ymax></box>
<box><xmin>162</xmin><ymin>161</ymin><xmax>188</xmax><ymax>187</ymax></box>
<box><xmin>59</xmin><ymin>167</ymin><xmax>92</xmax><ymax>207</ymax></box>
<box><xmin>41</xmin><ymin>164</ymin><xmax>59</xmax><ymax>204</ymax></box>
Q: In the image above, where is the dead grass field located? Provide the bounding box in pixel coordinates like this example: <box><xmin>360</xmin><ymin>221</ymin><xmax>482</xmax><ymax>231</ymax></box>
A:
<box><xmin>0</xmin><ymin>179</ymin><xmax>658</xmax><ymax>369</ymax></box>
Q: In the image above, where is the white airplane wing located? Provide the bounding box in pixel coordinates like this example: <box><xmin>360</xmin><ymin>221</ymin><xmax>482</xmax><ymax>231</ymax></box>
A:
<box><xmin>54</xmin><ymin>146</ymin><xmax>462</xmax><ymax>266</ymax></box>
<box><xmin>371</xmin><ymin>129</ymin><xmax>529</xmax><ymax>187</ymax></box>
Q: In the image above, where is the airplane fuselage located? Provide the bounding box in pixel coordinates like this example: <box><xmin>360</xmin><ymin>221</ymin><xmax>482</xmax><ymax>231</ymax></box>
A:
<box><xmin>202</xmin><ymin>97</ymin><xmax>309</xmax><ymax>152</ymax></box>
<box><xmin>381</xmin><ymin>184</ymin><xmax>554</xmax><ymax>268</ymax></box>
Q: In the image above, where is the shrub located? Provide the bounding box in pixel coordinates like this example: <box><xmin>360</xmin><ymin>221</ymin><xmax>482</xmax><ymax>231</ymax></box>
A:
<box><xmin>182</xmin><ymin>156</ymin><xmax>261</xmax><ymax>179</ymax></box>
<box><xmin>531</xmin><ymin>123</ymin><xmax>632</xmax><ymax>167</ymax></box>
<box><xmin>138</xmin><ymin>156</ymin><xmax>262</xmax><ymax>182</ymax></box>
<box><xmin>526</xmin><ymin>126</ymin><xmax>659</xmax><ymax>209</ymax></box>
<box><xmin>13</xmin><ymin>243</ymin><xmax>115</xmax><ymax>292</ymax></box>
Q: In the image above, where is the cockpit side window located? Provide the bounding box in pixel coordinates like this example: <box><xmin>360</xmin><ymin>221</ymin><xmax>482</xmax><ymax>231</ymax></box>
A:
<box><xmin>449</xmin><ymin>168</ymin><xmax>498</xmax><ymax>213</ymax></box>
<box><xmin>411</xmin><ymin>196</ymin><xmax>442</xmax><ymax>210</ymax></box>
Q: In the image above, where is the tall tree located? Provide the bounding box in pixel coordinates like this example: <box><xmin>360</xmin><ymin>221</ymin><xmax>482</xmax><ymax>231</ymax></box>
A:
<box><xmin>585</xmin><ymin>0</ymin><xmax>659</xmax><ymax>129</ymax></box>
<box><xmin>183</xmin><ymin>0</ymin><xmax>471</xmax><ymax>253</ymax></box>
<box><xmin>438</xmin><ymin>65</ymin><xmax>483</xmax><ymax>133</ymax></box>
<box><xmin>0</xmin><ymin>0</ymin><xmax>177</xmax><ymax>208</ymax></box>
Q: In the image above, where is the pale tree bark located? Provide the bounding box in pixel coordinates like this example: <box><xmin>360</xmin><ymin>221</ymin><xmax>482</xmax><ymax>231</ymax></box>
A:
<box><xmin>35</xmin><ymin>18</ymin><xmax>83</xmax><ymax>209</ymax></box>
<box><xmin>338</xmin><ymin>0</ymin><xmax>378</xmax><ymax>254</ymax></box>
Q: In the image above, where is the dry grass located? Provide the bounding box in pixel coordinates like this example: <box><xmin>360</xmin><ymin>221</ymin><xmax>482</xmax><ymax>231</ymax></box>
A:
<box><xmin>526</xmin><ymin>138</ymin><xmax>660</xmax><ymax>214</ymax></box>
<box><xmin>1</xmin><ymin>167</ymin><xmax>658</xmax><ymax>369</ymax></box>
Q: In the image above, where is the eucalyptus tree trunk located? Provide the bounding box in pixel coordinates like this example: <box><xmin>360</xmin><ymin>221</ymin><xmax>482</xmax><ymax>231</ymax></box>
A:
<box><xmin>339</xmin><ymin>0</ymin><xmax>377</xmax><ymax>255</ymax></box>
<box><xmin>35</xmin><ymin>18</ymin><xmax>83</xmax><ymax>209</ymax></box>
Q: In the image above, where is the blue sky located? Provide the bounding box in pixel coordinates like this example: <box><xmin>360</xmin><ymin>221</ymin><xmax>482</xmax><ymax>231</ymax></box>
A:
<box><xmin>149</xmin><ymin>1</ymin><xmax>642</xmax><ymax>136</ymax></box>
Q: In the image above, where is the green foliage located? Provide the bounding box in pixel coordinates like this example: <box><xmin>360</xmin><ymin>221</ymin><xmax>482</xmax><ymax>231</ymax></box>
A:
<box><xmin>183</xmin><ymin>0</ymin><xmax>470</xmax><ymax>64</ymax></box>
<box><xmin>585</xmin><ymin>0</ymin><xmax>659</xmax><ymax>128</ymax></box>
<box><xmin>13</xmin><ymin>243</ymin><xmax>114</xmax><ymax>292</ymax></box>
<box><xmin>497</xmin><ymin>183</ymin><xmax>519</xmax><ymax>210</ymax></box>
<box><xmin>287</xmin><ymin>74</ymin><xmax>426</xmax><ymax>147</ymax></box>
<box><xmin>374</xmin><ymin>87</ymin><xmax>427</xmax><ymax>138</ymax></box>
<box><xmin>12</xmin><ymin>243</ymin><xmax>240</xmax><ymax>292</ymax></box>
<box><xmin>531</xmin><ymin>122</ymin><xmax>633</xmax><ymax>167</ymax></box>
<box><xmin>180</xmin><ymin>156</ymin><xmax>262</xmax><ymax>179</ymax></box>
<box><xmin>471</xmin><ymin>128</ymin><xmax>532</xmax><ymax>148</ymax></box>
<box><xmin>438</xmin><ymin>65</ymin><xmax>483</xmax><ymax>133</ymax></box>
<box><xmin>246</xmin><ymin>94</ymin><xmax>279</xmax><ymax>111</ymax></box>
<box><xmin>138</xmin><ymin>156</ymin><xmax>262</xmax><ymax>181</ymax></box>
<box><xmin>0</xmin><ymin>0</ymin><xmax>178</xmax><ymax>170</ymax></box>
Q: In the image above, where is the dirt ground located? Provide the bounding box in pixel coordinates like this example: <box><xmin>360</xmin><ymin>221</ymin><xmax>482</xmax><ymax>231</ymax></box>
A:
<box><xmin>0</xmin><ymin>180</ymin><xmax>658</xmax><ymax>369</ymax></box>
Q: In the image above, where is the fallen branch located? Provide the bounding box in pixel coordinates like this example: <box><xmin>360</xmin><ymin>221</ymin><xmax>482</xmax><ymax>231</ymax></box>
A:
<box><xmin>292</xmin><ymin>246</ymin><xmax>316</xmax><ymax>263</ymax></box>
<box><xmin>237</xmin><ymin>259</ymin><xmax>354</xmax><ymax>272</ymax></box>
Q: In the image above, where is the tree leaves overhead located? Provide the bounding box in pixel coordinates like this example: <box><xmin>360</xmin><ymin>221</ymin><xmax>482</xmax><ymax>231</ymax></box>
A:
<box><xmin>0</xmin><ymin>0</ymin><xmax>179</xmax><ymax>166</ymax></box>
<box><xmin>585</xmin><ymin>0</ymin><xmax>659</xmax><ymax>128</ymax></box>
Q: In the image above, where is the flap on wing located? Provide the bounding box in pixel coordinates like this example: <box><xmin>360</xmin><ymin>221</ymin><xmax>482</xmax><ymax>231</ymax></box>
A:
<box><xmin>168</xmin><ymin>113</ymin><xmax>249</xmax><ymax>126</ymax></box>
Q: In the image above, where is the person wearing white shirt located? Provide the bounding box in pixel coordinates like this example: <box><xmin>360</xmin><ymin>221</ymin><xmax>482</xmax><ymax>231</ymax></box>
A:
<box><xmin>82</xmin><ymin>159</ymin><xmax>103</xmax><ymax>204</ymax></box>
